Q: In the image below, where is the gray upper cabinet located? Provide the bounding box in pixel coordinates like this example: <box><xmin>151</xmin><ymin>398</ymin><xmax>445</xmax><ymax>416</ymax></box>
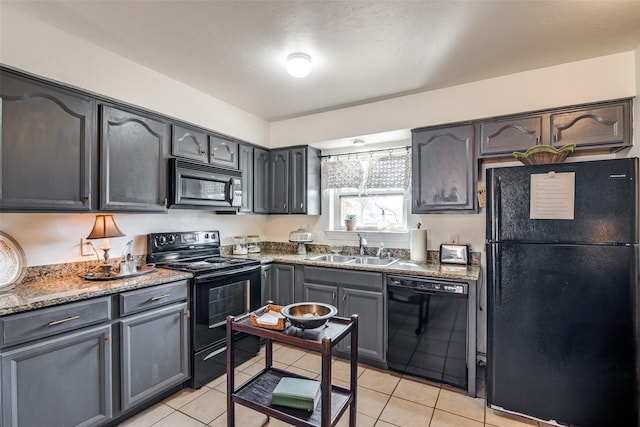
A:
<box><xmin>478</xmin><ymin>115</ymin><xmax>543</xmax><ymax>157</ymax></box>
<box><xmin>0</xmin><ymin>70</ymin><xmax>95</xmax><ymax>211</ymax></box>
<box><xmin>550</xmin><ymin>100</ymin><xmax>631</xmax><ymax>149</ymax></box>
<box><xmin>412</xmin><ymin>124</ymin><xmax>477</xmax><ymax>213</ymax></box>
<box><xmin>100</xmin><ymin>105</ymin><xmax>169</xmax><ymax>212</ymax></box>
<box><xmin>478</xmin><ymin>98</ymin><xmax>632</xmax><ymax>158</ymax></box>
<box><xmin>253</xmin><ymin>147</ymin><xmax>270</xmax><ymax>214</ymax></box>
<box><xmin>269</xmin><ymin>146</ymin><xmax>321</xmax><ymax>215</ymax></box>
<box><xmin>209</xmin><ymin>134</ymin><xmax>239</xmax><ymax>169</ymax></box>
<box><xmin>238</xmin><ymin>143</ymin><xmax>254</xmax><ymax>213</ymax></box>
<box><xmin>269</xmin><ymin>148</ymin><xmax>290</xmax><ymax>214</ymax></box>
<box><xmin>171</xmin><ymin>124</ymin><xmax>208</xmax><ymax>163</ymax></box>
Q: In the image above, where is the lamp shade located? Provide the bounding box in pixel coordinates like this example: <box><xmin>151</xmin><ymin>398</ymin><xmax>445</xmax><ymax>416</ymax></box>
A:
<box><xmin>87</xmin><ymin>215</ymin><xmax>125</xmax><ymax>239</ymax></box>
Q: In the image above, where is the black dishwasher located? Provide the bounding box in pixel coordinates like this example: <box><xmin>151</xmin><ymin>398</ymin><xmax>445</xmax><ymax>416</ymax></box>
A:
<box><xmin>387</xmin><ymin>274</ymin><xmax>468</xmax><ymax>390</ymax></box>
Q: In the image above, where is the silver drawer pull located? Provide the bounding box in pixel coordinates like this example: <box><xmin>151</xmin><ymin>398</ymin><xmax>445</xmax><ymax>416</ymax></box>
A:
<box><xmin>149</xmin><ymin>294</ymin><xmax>170</xmax><ymax>301</ymax></box>
<box><xmin>48</xmin><ymin>315</ymin><xmax>80</xmax><ymax>326</ymax></box>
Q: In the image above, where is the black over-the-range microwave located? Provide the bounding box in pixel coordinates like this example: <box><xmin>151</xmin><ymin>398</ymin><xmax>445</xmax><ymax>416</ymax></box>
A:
<box><xmin>169</xmin><ymin>158</ymin><xmax>242</xmax><ymax>210</ymax></box>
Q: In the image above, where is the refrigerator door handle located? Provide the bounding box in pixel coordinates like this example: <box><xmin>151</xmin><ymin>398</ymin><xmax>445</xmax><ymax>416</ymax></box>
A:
<box><xmin>491</xmin><ymin>244</ymin><xmax>502</xmax><ymax>305</ymax></box>
<box><xmin>492</xmin><ymin>177</ymin><xmax>502</xmax><ymax>242</ymax></box>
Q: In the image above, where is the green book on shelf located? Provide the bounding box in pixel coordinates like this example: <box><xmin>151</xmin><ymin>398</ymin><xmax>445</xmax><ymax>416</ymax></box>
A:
<box><xmin>271</xmin><ymin>377</ymin><xmax>321</xmax><ymax>412</ymax></box>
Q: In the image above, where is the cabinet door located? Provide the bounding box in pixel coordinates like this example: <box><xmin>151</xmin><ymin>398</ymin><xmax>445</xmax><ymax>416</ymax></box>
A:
<box><xmin>269</xmin><ymin>149</ymin><xmax>290</xmax><ymax>213</ymax></box>
<box><xmin>478</xmin><ymin>115</ymin><xmax>542</xmax><ymax>157</ymax></box>
<box><xmin>303</xmin><ymin>282</ymin><xmax>338</xmax><ymax>307</ymax></box>
<box><xmin>341</xmin><ymin>287</ymin><xmax>384</xmax><ymax>362</ymax></box>
<box><xmin>551</xmin><ymin>101</ymin><xmax>631</xmax><ymax>149</ymax></box>
<box><xmin>1</xmin><ymin>324</ymin><xmax>112</xmax><ymax>427</ymax></box>
<box><xmin>261</xmin><ymin>265</ymin><xmax>272</xmax><ymax>306</ymax></box>
<box><xmin>412</xmin><ymin>124</ymin><xmax>476</xmax><ymax>213</ymax></box>
<box><xmin>289</xmin><ymin>147</ymin><xmax>307</xmax><ymax>214</ymax></box>
<box><xmin>0</xmin><ymin>71</ymin><xmax>95</xmax><ymax>211</ymax></box>
<box><xmin>253</xmin><ymin>148</ymin><xmax>270</xmax><ymax>214</ymax></box>
<box><xmin>171</xmin><ymin>124</ymin><xmax>208</xmax><ymax>163</ymax></box>
<box><xmin>100</xmin><ymin>105</ymin><xmax>169</xmax><ymax>212</ymax></box>
<box><xmin>120</xmin><ymin>302</ymin><xmax>189</xmax><ymax>411</ymax></box>
<box><xmin>271</xmin><ymin>264</ymin><xmax>295</xmax><ymax>306</ymax></box>
<box><xmin>209</xmin><ymin>134</ymin><xmax>238</xmax><ymax>169</ymax></box>
<box><xmin>238</xmin><ymin>144</ymin><xmax>254</xmax><ymax>213</ymax></box>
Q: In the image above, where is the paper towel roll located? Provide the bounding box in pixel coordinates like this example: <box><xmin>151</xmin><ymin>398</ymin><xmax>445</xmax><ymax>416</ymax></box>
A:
<box><xmin>410</xmin><ymin>229</ymin><xmax>428</xmax><ymax>262</ymax></box>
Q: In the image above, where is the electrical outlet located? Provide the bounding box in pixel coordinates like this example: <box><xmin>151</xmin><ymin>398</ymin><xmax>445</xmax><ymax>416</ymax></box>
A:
<box><xmin>81</xmin><ymin>239</ymin><xmax>94</xmax><ymax>256</ymax></box>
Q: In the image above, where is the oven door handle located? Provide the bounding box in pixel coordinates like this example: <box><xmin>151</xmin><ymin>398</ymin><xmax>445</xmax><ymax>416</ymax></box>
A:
<box><xmin>194</xmin><ymin>265</ymin><xmax>260</xmax><ymax>283</ymax></box>
<box><xmin>203</xmin><ymin>346</ymin><xmax>227</xmax><ymax>361</ymax></box>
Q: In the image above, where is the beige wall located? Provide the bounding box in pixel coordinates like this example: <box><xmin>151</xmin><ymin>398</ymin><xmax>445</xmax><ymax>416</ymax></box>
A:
<box><xmin>0</xmin><ymin>3</ymin><xmax>638</xmax><ymax>270</ymax></box>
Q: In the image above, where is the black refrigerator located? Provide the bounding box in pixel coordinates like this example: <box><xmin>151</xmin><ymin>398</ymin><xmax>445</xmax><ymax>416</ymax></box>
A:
<box><xmin>486</xmin><ymin>158</ymin><xmax>639</xmax><ymax>426</ymax></box>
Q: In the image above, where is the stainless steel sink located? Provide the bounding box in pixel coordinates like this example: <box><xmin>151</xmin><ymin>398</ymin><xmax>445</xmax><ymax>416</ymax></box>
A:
<box><xmin>307</xmin><ymin>254</ymin><xmax>357</xmax><ymax>263</ymax></box>
<box><xmin>307</xmin><ymin>254</ymin><xmax>398</xmax><ymax>267</ymax></box>
<box><xmin>351</xmin><ymin>257</ymin><xmax>398</xmax><ymax>266</ymax></box>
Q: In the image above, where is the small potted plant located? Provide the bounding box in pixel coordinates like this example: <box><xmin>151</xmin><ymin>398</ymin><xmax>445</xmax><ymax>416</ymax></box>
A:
<box><xmin>344</xmin><ymin>214</ymin><xmax>357</xmax><ymax>231</ymax></box>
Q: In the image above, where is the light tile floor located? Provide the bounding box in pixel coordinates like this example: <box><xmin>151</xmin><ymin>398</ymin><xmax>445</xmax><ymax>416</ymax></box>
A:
<box><xmin>118</xmin><ymin>343</ymin><xmax>552</xmax><ymax>427</ymax></box>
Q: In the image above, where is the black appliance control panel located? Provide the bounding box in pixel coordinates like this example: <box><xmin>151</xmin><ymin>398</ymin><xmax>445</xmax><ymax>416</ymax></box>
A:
<box><xmin>387</xmin><ymin>274</ymin><xmax>467</xmax><ymax>294</ymax></box>
<box><xmin>148</xmin><ymin>231</ymin><xmax>221</xmax><ymax>251</ymax></box>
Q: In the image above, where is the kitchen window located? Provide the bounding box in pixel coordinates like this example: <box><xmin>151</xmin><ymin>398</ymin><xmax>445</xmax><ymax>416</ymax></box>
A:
<box><xmin>322</xmin><ymin>146</ymin><xmax>411</xmax><ymax>232</ymax></box>
<box><xmin>333</xmin><ymin>189</ymin><xmax>408</xmax><ymax>231</ymax></box>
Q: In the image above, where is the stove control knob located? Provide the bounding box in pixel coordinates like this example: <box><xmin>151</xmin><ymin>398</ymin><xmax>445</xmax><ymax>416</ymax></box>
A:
<box><xmin>167</xmin><ymin>234</ymin><xmax>176</xmax><ymax>243</ymax></box>
<box><xmin>204</xmin><ymin>233</ymin><xmax>209</xmax><ymax>239</ymax></box>
<box><xmin>157</xmin><ymin>235</ymin><xmax>167</xmax><ymax>245</ymax></box>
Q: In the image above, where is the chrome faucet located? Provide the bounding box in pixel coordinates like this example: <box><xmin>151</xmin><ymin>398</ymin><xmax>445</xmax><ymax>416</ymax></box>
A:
<box><xmin>358</xmin><ymin>233</ymin><xmax>367</xmax><ymax>256</ymax></box>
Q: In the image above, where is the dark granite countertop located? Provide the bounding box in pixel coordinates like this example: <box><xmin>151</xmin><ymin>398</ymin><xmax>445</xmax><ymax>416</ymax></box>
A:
<box><xmin>231</xmin><ymin>252</ymin><xmax>481</xmax><ymax>282</ymax></box>
<box><xmin>0</xmin><ymin>268</ymin><xmax>193</xmax><ymax>316</ymax></box>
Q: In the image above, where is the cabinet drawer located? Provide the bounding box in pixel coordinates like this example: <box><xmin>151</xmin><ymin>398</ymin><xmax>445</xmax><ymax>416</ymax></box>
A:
<box><xmin>303</xmin><ymin>267</ymin><xmax>382</xmax><ymax>291</ymax></box>
<box><xmin>0</xmin><ymin>296</ymin><xmax>111</xmax><ymax>348</ymax></box>
<box><xmin>119</xmin><ymin>280</ymin><xmax>188</xmax><ymax>316</ymax></box>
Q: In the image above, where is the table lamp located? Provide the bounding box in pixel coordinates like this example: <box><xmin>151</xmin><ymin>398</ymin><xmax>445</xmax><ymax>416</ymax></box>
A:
<box><xmin>87</xmin><ymin>214</ymin><xmax>124</xmax><ymax>272</ymax></box>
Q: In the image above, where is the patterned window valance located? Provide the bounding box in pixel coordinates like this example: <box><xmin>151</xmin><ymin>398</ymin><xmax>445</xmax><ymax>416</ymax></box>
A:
<box><xmin>321</xmin><ymin>157</ymin><xmax>363</xmax><ymax>190</ymax></box>
<box><xmin>365</xmin><ymin>152</ymin><xmax>411</xmax><ymax>190</ymax></box>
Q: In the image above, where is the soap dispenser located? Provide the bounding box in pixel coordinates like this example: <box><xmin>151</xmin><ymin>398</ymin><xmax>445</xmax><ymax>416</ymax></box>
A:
<box><xmin>377</xmin><ymin>243</ymin><xmax>389</xmax><ymax>259</ymax></box>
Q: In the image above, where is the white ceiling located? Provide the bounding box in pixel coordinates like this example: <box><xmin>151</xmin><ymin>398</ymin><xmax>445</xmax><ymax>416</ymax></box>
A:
<box><xmin>5</xmin><ymin>0</ymin><xmax>640</xmax><ymax>123</ymax></box>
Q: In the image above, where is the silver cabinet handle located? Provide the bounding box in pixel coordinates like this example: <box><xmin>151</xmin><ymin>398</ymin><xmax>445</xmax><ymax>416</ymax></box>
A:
<box><xmin>48</xmin><ymin>315</ymin><xmax>80</xmax><ymax>326</ymax></box>
<box><xmin>149</xmin><ymin>294</ymin><xmax>170</xmax><ymax>301</ymax></box>
<box><xmin>300</xmin><ymin>202</ymin><xmax>303</xmax><ymax>209</ymax></box>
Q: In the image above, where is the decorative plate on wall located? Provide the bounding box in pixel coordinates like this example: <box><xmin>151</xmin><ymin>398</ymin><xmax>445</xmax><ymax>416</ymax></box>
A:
<box><xmin>0</xmin><ymin>232</ymin><xmax>27</xmax><ymax>289</ymax></box>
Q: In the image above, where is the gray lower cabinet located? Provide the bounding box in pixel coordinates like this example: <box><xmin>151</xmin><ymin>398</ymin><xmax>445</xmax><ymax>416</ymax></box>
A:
<box><xmin>0</xmin><ymin>296</ymin><xmax>113</xmax><ymax>427</ymax></box>
<box><xmin>100</xmin><ymin>104</ymin><xmax>169</xmax><ymax>212</ymax></box>
<box><xmin>119</xmin><ymin>302</ymin><xmax>189</xmax><ymax>411</ymax></box>
<box><xmin>302</xmin><ymin>267</ymin><xmax>385</xmax><ymax>365</ymax></box>
<box><xmin>412</xmin><ymin>123</ymin><xmax>477</xmax><ymax>213</ymax></box>
<box><xmin>261</xmin><ymin>264</ymin><xmax>272</xmax><ymax>306</ymax></box>
<box><xmin>0</xmin><ymin>69</ymin><xmax>95</xmax><ymax>211</ymax></box>
<box><xmin>269</xmin><ymin>263</ymin><xmax>295</xmax><ymax>306</ymax></box>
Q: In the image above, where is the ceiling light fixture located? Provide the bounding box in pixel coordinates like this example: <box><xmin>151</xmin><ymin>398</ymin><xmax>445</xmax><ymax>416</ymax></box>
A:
<box><xmin>352</xmin><ymin>139</ymin><xmax>365</xmax><ymax>146</ymax></box>
<box><xmin>286</xmin><ymin>53</ymin><xmax>312</xmax><ymax>78</ymax></box>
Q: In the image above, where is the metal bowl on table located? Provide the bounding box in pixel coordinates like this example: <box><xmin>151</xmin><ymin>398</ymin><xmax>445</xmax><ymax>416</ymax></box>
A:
<box><xmin>281</xmin><ymin>302</ymin><xmax>338</xmax><ymax>329</ymax></box>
